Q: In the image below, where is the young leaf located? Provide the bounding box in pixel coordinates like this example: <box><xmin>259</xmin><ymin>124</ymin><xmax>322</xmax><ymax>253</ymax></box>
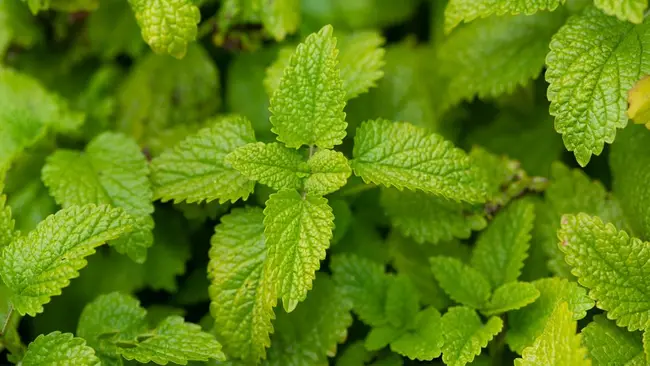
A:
<box><xmin>444</xmin><ymin>0</ymin><xmax>565</xmax><ymax>33</ymax></box>
<box><xmin>42</xmin><ymin>132</ymin><xmax>154</xmax><ymax>263</ymax></box>
<box><xmin>390</xmin><ymin>307</ymin><xmax>444</xmax><ymax>361</ymax></box>
<box><xmin>381</xmin><ymin>188</ymin><xmax>486</xmax><ymax>244</ymax></box>
<box><xmin>22</xmin><ymin>332</ymin><xmax>99</xmax><ymax>366</ymax></box>
<box><xmin>516</xmin><ymin>302</ymin><xmax>591</xmax><ymax>366</ymax></box>
<box><xmin>150</xmin><ymin>115</ymin><xmax>256</xmax><ymax>205</ymax></box>
<box><xmin>582</xmin><ymin>315</ymin><xmax>645</xmax><ymax>365</ymax></box>
<box><xmin>351</xmin><ymin>119</ymin><xmax>486</xmax><ymax>203</ymax></box>
<box><xmin>481</xmin><ymin>282</ymin><xmax>540</xmax><ymax>317</ymax></box>
<box><xmin>208</xmin><ymin>207</ymin><xmax>275</xmax><ymax>363</ymax></box>
<box><xmin>594</xmin><ymin>0</ymin><xmax>648</xmax><ymax>24</ymax></box>
<box><xmin>559</xmin><ymin>213</ymin><xmax>650</xmax><ymax>331</ymax></box>
<box><xmin>331</xmin><ymin>254</ymin><xmax>388</xmax><ymax>327</ymax></box>
<box><xmin>430</xmin><ymin>256</ymin><xmax>492</xmax><ymax>309</ymax></box>
<box><xmin>264</xmin><ymin>274</ymin><xmax>352</xmax><ymax>365</ymax></box>
<box><xmin>471</xmin><ymin>199</ymin><xmax>535</xmax><ymax>288</ymax></box>
<box><xmin>337</xmin><ymin>31</ymin><xmax>386</xmax><ymax>100</ymax></box>
<box><xmin>127</xmin><ymin>0</ymin><xmax>200</xmax><ymax>59</ymax></box>
<box><xmin>269</xmin><ymin>25</ymin><xmax>347</xmax><ymax>149</ymax></box>
<box><xmin>506</xmin><ymin>278</ymin><xmax>595</xmax><ymax>353</ymax></box>
<box><xmin>304</xmin><ymin>149</ymin><xmax>351</xmax><ymax>195</ymax></box>
<box><xmin>0</xmin><ymin>205</ymin><xmax>133</xmax><ymax>316</ymax></box>
<box><xmin>117</xmin><ymin>316</ymin><xmax>225</xmax><ymax>365</ymax></box>
<box><xmin>264</xmin><ymin>189</ymin><xmax>334</xmax><ymax>312</ymax></box>
<box><xmin>226</xmin><ymin>142</ymin><xmax>308</xmax><ymax>191</ymax></box>
<box><xmin>438</xmin><ymin>10</ymin><xmax>567</xmax><ymax>108</ymax></box>
<box><xmin>546</xmin><ymin>6</ymin><xmax>650</xmax><ymax>166</ymax></box>
<box><xmin>441</xmin><ymin>306</ymin><xmax>503</xmax><ymax>366</ymax></box>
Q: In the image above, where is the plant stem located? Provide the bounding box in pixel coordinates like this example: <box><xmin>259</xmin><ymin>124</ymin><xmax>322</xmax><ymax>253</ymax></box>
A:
<box><xmin>1</xmin><ymin>304</ymin><xmax>14</xmax><ymax>336</ymax></box>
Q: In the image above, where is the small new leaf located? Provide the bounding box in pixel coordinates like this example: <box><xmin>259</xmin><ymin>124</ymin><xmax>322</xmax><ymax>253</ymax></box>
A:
<box><xmin>305</xmin><ymin>149</ymin><xmax>351</xmax><ymax>195</ymax></box>
<box><xmin>264</xmin><ymin>190</ymin><xmax>334</xmax><ymax>312</ymax></box>
<box><xmin>515</xmin><ymin>302</ymin><xmax>591</xmax><ymax>366</ymax></box>
<box><xmin>352</xmin><ymin>119</ymin><xmax>486</xmax><ymax>203</ymax></box>
<box><xmin>0</xmin><ymin>205</ymin><xmax>133</xmax><ymax>316</ymax></box>
<box><xmin>441</xmin><ymin>306</ymin><xmax>503</xmax><ymax>366</ymax></box>
<box><xmin>127</xmin><ymin>0</ymin><xmax>200</xmax><ymax>58</ymax></box>
<box><xmin>150</xmin><ymin>115</ymin><xmax>256</xmax><ymax>205</ymax></box>
<box><xmin>208</xmin><ymin>207</ymin><xmax>275</xmax><ymax>363</ymax></box>
<box><xmin>559</xmin><ymin>213</ymin><xmax>650</xmax><ymax>331</ymax></box>
<box><xmin>22</xmin><ymin>332</ymin><xmax>99</xmax><ymax>366</ymax></box>
<box><xmin>481</xmin><ymin>282</ymin><xmax>540</xmax><ymax>317</ymax></box>
<box><xmin>431</xmin><ymin>256</ymin><xmax>492</xmax><ymax>309</ymax></box>
<box><xmin>269</xmin><ymin>25</ymin><xmax>347</xmax><ymax>149</ymax></box>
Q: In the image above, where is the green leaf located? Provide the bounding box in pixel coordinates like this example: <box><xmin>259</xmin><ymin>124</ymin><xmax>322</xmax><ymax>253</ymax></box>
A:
<box><xmin>444</xmin><ymin>0</ymin><xmax>565</xmax><ymax>33</ymax></box>
<box><xmin>645</xmin><ymin>331</ymin><xmax>650</xmax><ymax>363</ymax></box>
<box><xmin>438</xmin><ymin>10</ymin><xmax>567</xmax><ymax>108</ymax></box>
<box><xmin>150</xmin><ymin>115</ymin><xmax>256</xmax><ymax>205</ymax></box>
<box><xmin>117</xmin><ymin>316</ymin><xmax>225</xmax><ymax>365</ymax></box>
<box><xmin>471</xmin><ymin>200</ymin><xmax>535</xmax><ymax>288</ymax></box>
<box><xmin>515</xmin><ymin>302</ymin><xmax>590</xmax><ymax>366</ymax></box>
<box><xmin>441</xmin><ymin>306</ymin><xmax>503</xmax><ymax>366</ymax></box>
<box><xmin>582</xmin><ymin>315</ymin><xmax>645</xmax><ymax>366</ymax></box>
<box><xmin>506</xmin><ymin>278</ymin><xmax>595</xmax><ymax>354</ymax></box>
<box><xmin>127</xmin><ymin>0</ymin><xmax>200</xmax><ymax>59</ymax></box>
<box><xmin>331</xmin><ymin>254</ymin><xmax>388</xmax><ymax>327</ymax></box>
<box><xmin>381</xmin><ymin>188</ymin><xmax>486</xmax><ymax>244</ymax></box>
<box><xmin>390</xmin><ymin>307</ymin><xmax>444</xmax><ymax>361</ymax></box>
<box><xmin>42</xmin><ymin>132</ymin><xmax>154</xmax><ymax>263</ymax></box>
<box><xmin>366</xmin><ymin>325</ymin><xmax>401</xmax><ymax>351</ymax></box>
<box><xmin>610</xmin><ymin>125</ymin><xmax>650</xmax><ymax>241</ymax></box>
<box><xmin>0</xmin><ymin>205</ymin><xmax>133</xmax><ymax>316</ymax></box>
<box><xmin>304</xmin><ymin>149</ymin><xmax>351</xmax><ymax>195</ymax></box>
<box><xmin>627</xmin><ymin>76</ymin><xmax>650</xmax><ymax>126</ymax></box>
<box><xmin>0</xmin><ymin>0</ymin><xmax>41</xmax><ymax>57</ymax></box>
<box><xmin>481</xmin><ymin>282</ymin><xmax>540</xmax><ymax>316</ymax></box>
<box><xmin>351</xmin><ymin>119</ymin><xmax>486</xmax><ymax>203</ymax></box>
<box><xmin>559</xmin><ymin>213</ymin><xmax>650</xmax><ymax>331</ymax></box>
<box><xmin>264</xmin><ymin>274</ymin><xmax>352</xmax><ymax>365</ymax></box>
<box><xmin>22</xmin><ymin>332</ymin><xmax>99</xmax><ymax>366</ymax></box>
<box><xmin>385</xmin><ymin>274</ymin><xmax>420</xmax><ymax>330</ymax></box>
<box><xmin>430</xmin><ymin>256</ymin><xmax>492</xmax><ymax>309</ymax></box>
<box><xmin>264</xmin><ymin>47</ymin><xmax>294</xmax><ymax>98</ymax></box>
<box><xmin>0</xmin><ymin>187</ymin><xmax>15</xmax><ymax>249</ymax></box>
<box><xmin>208</xmin><ymin>207</ymin><xmax>275</xmax><ymax>363</ymax></box>
<box><xmin>226</xmin><ymin>142</ymin><xmax>307</xmax><ymax>191</ymax></box>
<box><xmin>594</xmin><ymin>0</ymin><xmax>648</xmax><ymax>24</ymax></box>
<box><xmin>269</xmin><ymin>25</ymin><xmax>347</xmax><ymax>149</ymax></box>
<box><xmin>546</xmin><ymin>6</ymin><xmax>650</xmax><ymax>166</ymax></box>
<box><xmin>0</xmin><ymin>68</ymin><xmax>83</xmax><ymax>169</ymax></box>
<box><xmin>264</xmin><ymin>189</ymin><xmax>334</xmax><ymax>312</ymax></box>
<box><xmin>337</xmin><ymin>31</ymin><xmax>386</xmax><ymax>100</ymax></box>
<box><xmin>216</xmin><ymin>0</ymin><xmax>299</xmax><ymax>42</ymax></box>
<box><xmin>116</xmin><ymin>44</ymin><xmax>220</xmax><ymax>156</ymax></box>
<box><xmin>87</xmin><ymin>0</ymin><xmax>145</xmax><ymax>59</ymax></box>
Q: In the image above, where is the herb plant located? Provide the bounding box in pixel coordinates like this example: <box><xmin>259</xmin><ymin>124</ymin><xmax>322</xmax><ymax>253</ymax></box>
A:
<box><xmin>2</xmin><ymin>0</ymin><xmax>650</xmax><ymax>365</ymax></box>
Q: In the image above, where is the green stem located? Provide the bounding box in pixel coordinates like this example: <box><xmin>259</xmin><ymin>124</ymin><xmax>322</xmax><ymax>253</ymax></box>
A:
<box><xmin>1</xmin><ymin>304</ymin><xmax>14</xmax><ymax>336</ymax></box>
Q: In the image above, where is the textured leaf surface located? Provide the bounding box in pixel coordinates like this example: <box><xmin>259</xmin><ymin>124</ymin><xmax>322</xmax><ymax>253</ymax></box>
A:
<box><xmin>338</xmin><ymin>31</ymin><xmax>386</xmax><ymax>99</ymax></box>
<box><xmin>42</xmin><ymin>132</ymin><xmax>153</xmax><ymax>263</ymax></box>
<box><xmin>0</xmin><ymin>205</ymin><xmax>133</xmax><ymax>316</ymax></box>
<box><xmin>127</xmin><ymin>0</ymin><xmax>200</xmax><ymax>58</ymax></box>
<box><xmin>264</xmin><ymin>190</ymin><xmax>334</xmax><ymax>312</ymax></box>
<box><xmin>226</xmin><ymin>142</ymin><xmax>307</xmax><ymax>191</ymax></box>
<box><xmin>482</xmin><ymin>282</ymin><xmax>540</xmax><ymax>316</ymax></box>
<box><xmin>546</xmin><ymin>6</ymin><xmax>650</xmax><ymax>166</ymax></box>
<box><xmin>0</xmin><ymin>188</ymin><xmax>15</xmax><ymax>249</ymax></box>
<box><xmin>381</xmin><ymin>188</ymin><xmax>486</xmax><ymax>244</ymax></box>
<box><xmin>269</xmin><ymin>25</ymin><xmax>347</xmax><ymax>149</ymax></box>
<box><xmin>441</xmin><ymin>306</ymin><xmax>503</xmax><ymax>366</ymax></box>
<box><xmin>444</xmin><ymin>0</ymin><xmax>565</xmax><ymax>32</ymax></box>
<box><xmin>582</xmin><ymin>315</ymin><xmax>645</xmax><ymax>366</ymax></box>
<box><xmin>208</xmin><ymin>207</ymin><xmax>275</xmax><ymax>363</ymax></box>
<box><xmin>304</xmin><ymin>149</ymin><xmax>351</xmax><ymax>195</ymax></box>
<box><xmin>595</xmin><ymin>0</ymin><xmax>648</xmax><ymax>24</ymax></box>
<box><xmin>331</xmin><ymin>254</ymin><xmax>387</xmax><ymax>326</ymax></box>
<box><xmin>150</xmin><ymin>115</ymin><xmax>256</xmax><ymax>204</ymax></box>
<box><xmin>439</xmin><ymin>10</ymin><xmax>566</xmax><ymax>107</ymax></box>
<box><xmin>507</xmin><ymin>278</ymin><xmax>595</xmax><ymax>353</ymax></box>
<box><xmin>431</xmin><ymin>256</ymin><xmax>491</xmax><ymax>309</ymax></box>
<box><xmin>390</xmin><ymin>307</ymin><xmax>444</xmax><ymax>361</ymax></box>
<box><xmin>516</xmin><ymin>302</ymin><xmax>591</xmax><ymax>366</ymax></box>
<box><xmin>264</xmin><ymin>274</ymin><xmax>352</xmax><ymax>365</ymax></box>
<box><xmin>471</xmin><ymin>200</ymin><xmax>535</xmax><ymax>288</ymax></box>
<box><xmin>559</xmin><ymin>213</ymin><xmax>650</xmax><ymax>331</ymax></box>
<box><xmin>22</xmin><ymin>332</ymin><xmax>99</xmax><ymax>366</ymax></box>
<box><xmin>352</xmin><ymin>119</ymin><xmax>485</xmax><ymax>203</ymax></box>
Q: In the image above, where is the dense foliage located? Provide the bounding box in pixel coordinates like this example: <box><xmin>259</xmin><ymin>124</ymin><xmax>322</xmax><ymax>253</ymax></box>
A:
<box><xmin>3</xmin><ymin>0</ymin><xmax>650</xmax><ymax>365</ymax></box>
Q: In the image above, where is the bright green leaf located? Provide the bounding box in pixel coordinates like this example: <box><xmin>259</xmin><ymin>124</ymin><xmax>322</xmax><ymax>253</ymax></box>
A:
<box><xmin>337</xmin><ymin>31</ymin><xmax>386</xmax><ymax>100</ymax></box>
<box><xmin>595</xmin><ymin>0</ymin><xmax>648</xmax><ymax>24</ymax></box>
<box><xmin>481</xmin><ymin>282</ymin><xmax>540</xmax><ymax>316</ymax></box>
<box><xmin>390</xmin><ymin>307</ymin><xmax>444</xmax><ymax>361</ymax></box>
<box><xmin>582</xmin><ymin>315</ymin><xmax>645</xmax><ymax>366</ymax></box>
<box><xmin>22</xmin><ymin>332</ymin><xmax>99</xmax><ymax>366</ymax></box>
<box><xmin>441</xmin><ymin>306</ymin><xmax>503</xmax><ymax>366</ymax></box>
<box><xmin>430</xmin><ymin>256</ymin><xmax>492</xmax><ymax>309</ymax></box>
<box><xmin>305</xmin><ymin>149</ymin><xmax>351</xmax><ymax>195</ymax></box>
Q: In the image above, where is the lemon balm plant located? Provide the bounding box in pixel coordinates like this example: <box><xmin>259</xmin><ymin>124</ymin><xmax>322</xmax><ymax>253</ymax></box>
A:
<box><xmin>4</xmin><ymin>0</ymin><xmax>650</xmax><ymax>365</ymax></box>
